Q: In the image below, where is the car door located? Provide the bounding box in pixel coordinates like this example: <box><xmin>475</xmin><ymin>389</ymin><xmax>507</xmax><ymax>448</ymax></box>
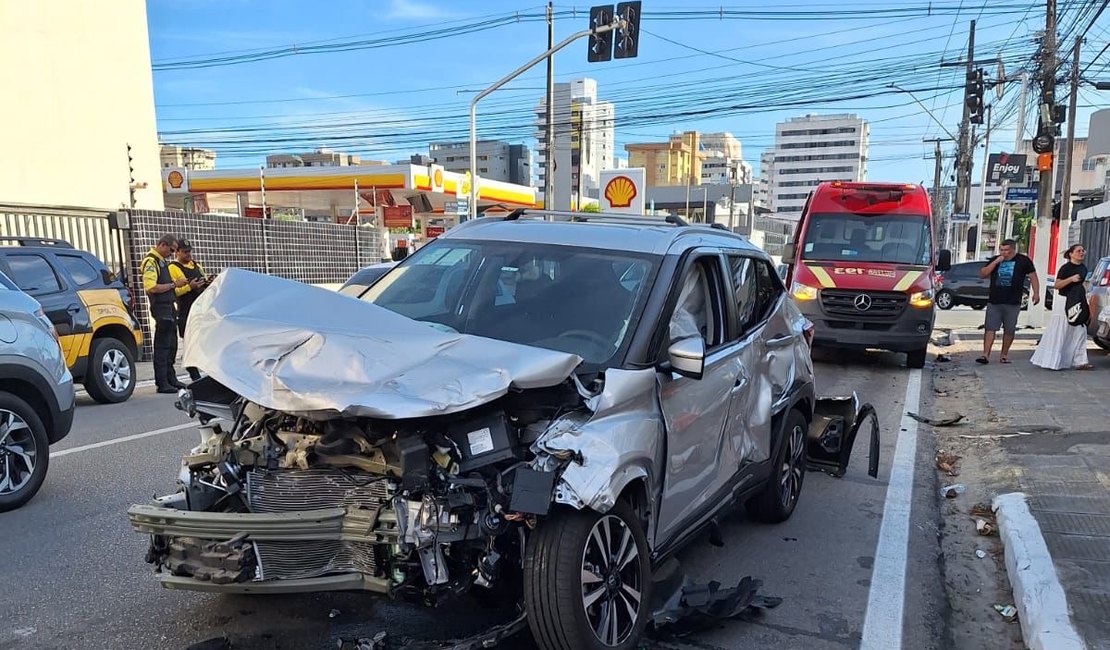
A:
<box><xmin>960</xmin><ymin>262</ymin><xmax>989</xmax><ymax>302</ymax></box>
<box><xmin>722</xmin><ymin>254</ymin><xmax>766</xmax><ymax>464</ymax></box>
<box><xmin>1</xmin><ymin>252</ymin><xmax>81</xmax><ymax>365</ymax></box>
<box><xmin>655</xmin><ymin>252</ymin><xmax>743</xmax><ymax>544</ymax></box>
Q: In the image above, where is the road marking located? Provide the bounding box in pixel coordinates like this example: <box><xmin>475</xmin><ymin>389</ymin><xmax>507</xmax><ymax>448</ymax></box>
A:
<box><xmin>52</xmin><ymin>422</ymin><xmax>195</xmax><ymax>457</ymax></box>
<box><xmin>859</xmin><ymin>368</ymin><xmax>921</xmax><ymax>650</ymax></box>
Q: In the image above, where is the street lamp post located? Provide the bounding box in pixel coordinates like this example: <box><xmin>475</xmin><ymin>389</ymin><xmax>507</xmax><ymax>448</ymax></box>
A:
<box><xmin>468</xmin><ymin>20</ymin><xmax>623</xmax><ymax>221</ymax></box>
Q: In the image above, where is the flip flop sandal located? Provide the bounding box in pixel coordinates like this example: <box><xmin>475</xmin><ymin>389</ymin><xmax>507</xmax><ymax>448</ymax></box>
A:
<box><xmin>976</xmin><ymin>357</ymin><xmax>989</xmax><ymax>364</ymax></box>
<box><xmin>1075</xmin><ymin>364</ymin><xmax>1094</xmax><ymax>370</ymax></box>
<box><xmin>1000</xmin><ymin>357</ymin><xmax>1011</xmax><ymax>364</ymax></box>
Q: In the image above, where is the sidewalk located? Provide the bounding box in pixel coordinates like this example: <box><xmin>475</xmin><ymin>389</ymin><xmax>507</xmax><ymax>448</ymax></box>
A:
<box><xmin>935</xmin><ymin>328</ymin><xmax>1110</xmax><ymax>649</ymax></box>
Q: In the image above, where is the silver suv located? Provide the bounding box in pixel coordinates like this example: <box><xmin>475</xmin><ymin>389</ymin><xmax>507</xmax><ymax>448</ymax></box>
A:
<box><xmin>0</xmin><ymin>270</ymin><xmax>76</xmax><ymax>512</ymax></box>
<box><xmin>129</xmin><ymin>213</ymin><xmax>834</xmax><ymax>649</ymax></box>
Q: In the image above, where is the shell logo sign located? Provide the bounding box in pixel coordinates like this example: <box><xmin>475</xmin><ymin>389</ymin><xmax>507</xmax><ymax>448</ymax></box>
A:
<box><xmin>604</xmin><ymin>175</ymin><xmax>637</xmax><ymax>208</ymax></box>
<box><xmin>163</xmin><ymin>167</ymin><xmax>188</xmax><ymax>193</ymax></box>
<box><xmin>599</xmin><ymin>168</ymin><xmax>646</xmax><ymax>214</ymax></box>
<box><xmin>430</xmin><ymin>164</ymin><xmax>445</xmax><ymax>193</ymax></box>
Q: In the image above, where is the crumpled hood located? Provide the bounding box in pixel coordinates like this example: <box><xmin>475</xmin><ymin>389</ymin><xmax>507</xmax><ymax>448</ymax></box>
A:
<box><xmin>183</xmin><ymin>269</ymin><xmax>583</xmax><ymax>420</ymax></box>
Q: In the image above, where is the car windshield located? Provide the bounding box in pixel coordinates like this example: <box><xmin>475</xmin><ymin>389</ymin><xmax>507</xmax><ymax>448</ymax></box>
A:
<box><xmin>801</xmin><ymin>212</ymin><xmax>931</xmax><ymax>265</ymax></box>
<box><xmin>339</xmin><ymin>266</ymin><xmax>393</xmax><ymax>297</ymax></box>
<box><xmin>361</xmin><ymin>239</ymin><xmax>658</xmax><ymax>367</ymax></box>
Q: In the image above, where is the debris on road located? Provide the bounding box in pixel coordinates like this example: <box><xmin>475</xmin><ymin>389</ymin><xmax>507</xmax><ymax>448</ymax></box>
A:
<box><xmin>340</xmin><ymin>614</ymin><xmax>528</xmax><ymax>650</ymax></box>
<box><xmin>186</xmin><ymin>637</ymin><xmax>231</xmax><ymax>650</ymax></box>
<box><xmin>941</xmin><ymin>484</ymin><xmax>966</xmax><ymax>498</ymax></box>
<box><xmin>651</xmin><ymin>575</ymin><xmax>782</xmax><ymax>636</ymax></box>
<box><xmin>909</xmin><ymin>412</ymin><xmax>966</xmax><ymax>427</ymax></box>
<box><xmin>970</xmin><ymin>503</ymin><xmax>997</xmax><ymax>536</ymax></box>
<box><xmin>936</xmin><ymin>353</ymin><xmax>952</xmax><ymax>363</ymax></box>
<box><xmin>975</xmin><ymin>518</ymin><xmax>995</xmax><ymax>536</ymax></box>
<box><xmin>976</xmin><ymin>549</ymin><xmax>987</xmax><ymax>559</ymax></box>
<box><xmin>329</xmin><ymin>609</ymin><xmax>341</xmax><ymax>619</ymax></box>
<box><xmin>993</xmin><ymin>604</ymin><xmax>1018</xmax><ymax>622</ymax></box>
<box><xmin>958</xmin><ymin>430</ymin><xmax>1033</xmax><ymax>440</ymax></box>
<box><xmin>935</xmin><ymin>451</ymin><xmax>961</xmax><ymax>476</ymax></box>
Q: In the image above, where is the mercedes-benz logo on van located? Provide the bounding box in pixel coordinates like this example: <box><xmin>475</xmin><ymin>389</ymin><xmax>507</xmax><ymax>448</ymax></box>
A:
<box><xmin>854</xmin><ymin>294</ymin><xmax>872</xmax><ymax>311</ymax></box>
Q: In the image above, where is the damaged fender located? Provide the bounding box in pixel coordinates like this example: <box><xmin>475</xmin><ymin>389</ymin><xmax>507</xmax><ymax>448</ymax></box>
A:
<box><xmin>534</xmin><ymin>368</ymin><xmax>664</xmax><ymax>518</ymax></box>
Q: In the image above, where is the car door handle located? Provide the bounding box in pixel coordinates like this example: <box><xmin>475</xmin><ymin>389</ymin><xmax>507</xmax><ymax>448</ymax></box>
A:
<box><xmin>733</xmin><ymin>375</ymin><xmax>749</xmax><ymax>390</ymax></box>
<box><xmin>766</xmin><ymin>334</ymin><xmax>793</xmax><ymax>348</ymax></box>
<box><xmin>66</xmin><ymin>304</ymin><xmax>81</xmax><ymax>314</ymax></box>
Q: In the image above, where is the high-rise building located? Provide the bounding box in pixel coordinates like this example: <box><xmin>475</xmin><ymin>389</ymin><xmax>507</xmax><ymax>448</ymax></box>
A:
<box><xmin>699</xmin><ymin>132</ymin><xmax>753</xmax><ymax>186</ymax></box>
<box><xmin>626</xmin><ymin>131</ymin><xmax>704</xmax><ymax>188</ymax></box>
<box><xmin>757</xmin><ymin>150</ymin><xmax>775</xmax><ymax>210</ymax></box>
<box><xmin>534</xmin><ymin>78</ymin><xmax>614</xmax><ymax>208</ymax></box>
<box><xmin>265</xmin><ymin>148</ymin><xmax>361</xmax><ymax>168</ymax></box>
<box><xmin>770</xmin><ymin>114</ymin><xmax>869</xmax><ymax>218</ymax></box>
<box><xmin>160</xmin><ymin>145</ymin><xmax>216</xmax><ymax>170</ymax></box>
<box><xmin>429</xmin><ymin>140</ymin><xmax>532</xmax><ymax>186</ymax></box>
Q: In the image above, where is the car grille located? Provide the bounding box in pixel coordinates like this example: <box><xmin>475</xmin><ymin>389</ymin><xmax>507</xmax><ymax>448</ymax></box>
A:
<box><xmin>246</xmin><ymin>469</ymin><xmax>391</xmax><ymax>580</ymax></box>
<box><xmin>821</xmin><ymin>289</ymin><xmax>907</xmax><ymax>319</ymax></box>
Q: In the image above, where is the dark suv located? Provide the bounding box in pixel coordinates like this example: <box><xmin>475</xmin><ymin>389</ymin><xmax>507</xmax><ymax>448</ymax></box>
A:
<box><xmin>0</xmin><ymin>238</ymin><xmax>143</xmax><ymax>403</ymax></box>
<box><xmin>935</xmin><ymin>260</ymin><xmax>1045</xmax><ymax>311</ymax></box>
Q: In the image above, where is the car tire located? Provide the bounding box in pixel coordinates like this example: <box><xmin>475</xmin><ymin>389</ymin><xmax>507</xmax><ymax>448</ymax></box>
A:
<box><xmin>747</xmin><ymin>409</ymin><xmax>808</xmax><ymax>524</ymax></box>
<box><xmin>84</xmin><ymin>337</ymin><xmax>136</xmax><ymax>404</ymax></box>
<box><xmin>1095</xmin><ymin>335</ymin><xmax>1110</xmax><ymax>351</ymax></box>
<box><xmin>524</xmin><ymin>501</ymin><xmax>651</xmax><ymax>650</ymax></box>
<box><xmin>936</xmin><ymin>289</ymin><xmax>955</xmax><ymax>310</ymax></box>
<box><xmin>906</xmin><ymin>348</ymin><xmax>927</xmax><ymax>369</ymax></box>
<box><xmin>0</xmin><ymin>391</ymin><xmax>50</xmax><ymax>512</ymax></box>
<box><xmin>971</xmin><ymin>303</ymin><xmax>985</xmax><ymax>310</ymax></box>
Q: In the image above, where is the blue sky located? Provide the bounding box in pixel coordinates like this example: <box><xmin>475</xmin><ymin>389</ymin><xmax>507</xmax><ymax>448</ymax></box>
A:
<box><xmin>147</xmin><ymin>0</ymin><xmax>1109</xmax><ymax>185</ymax></box>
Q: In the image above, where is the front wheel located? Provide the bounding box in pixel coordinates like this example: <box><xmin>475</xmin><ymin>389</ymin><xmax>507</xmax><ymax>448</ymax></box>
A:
<box><xmin>0</xmin><ymin>391</ymin><xmax>50</xmax><ymax>512</ymax></box>
<box><xmin>748</xmin><ymin>409</ymin><xmax>808</xmax><ymax>523</ymax></box>
<box><xmin>524</xmin><ymin>501</ymin><xmax>651</xmax><ymax>650</ymax></box>
<box><xmin>84</xmin><ymin>338</ymin><xmax>136</xmax><ymax>404</ymax></box>
<box><xmin>935</xmin><ymin>289</ymin><xmax>955</xmax><ymax>310</ymax></box>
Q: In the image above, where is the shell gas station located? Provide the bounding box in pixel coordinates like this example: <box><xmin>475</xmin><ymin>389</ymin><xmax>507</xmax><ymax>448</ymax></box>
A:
<box><xmin>161</xmin><ymin>162</ymin><xmax>538</xmax><ymax>253</ymax></box>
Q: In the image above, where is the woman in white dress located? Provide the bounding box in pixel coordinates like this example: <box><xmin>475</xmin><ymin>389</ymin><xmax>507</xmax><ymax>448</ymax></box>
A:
<box><xmin>1031</xmin><ymin>245</ymin><xmax>1092</xmax><ymax>370</ymax></box>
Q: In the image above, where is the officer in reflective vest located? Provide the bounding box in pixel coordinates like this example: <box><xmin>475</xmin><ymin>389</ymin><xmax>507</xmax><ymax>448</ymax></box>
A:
<box><xmin>142</xmin><ymin>234</ymin><xmax>187</xmax><ymax>393</ymax></box>
<box><xmin>168</xmin><ymin>238</ymin><xmax>209</xmax><ymax>381</ymax></box>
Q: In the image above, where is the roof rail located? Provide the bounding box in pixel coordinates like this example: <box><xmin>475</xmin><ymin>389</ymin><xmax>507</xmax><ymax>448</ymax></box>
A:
<box><xmin>0</xmin><ymin>237</ymin><xmax>74</xmax><ymax>248</ymax></box>
<box><xmin>513</xmin><ymin>209</ymin><xmax>689</xmax><ymax>226</ymax></box>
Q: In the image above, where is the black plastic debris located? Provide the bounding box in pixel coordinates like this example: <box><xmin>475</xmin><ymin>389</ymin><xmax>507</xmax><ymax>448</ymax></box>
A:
<box><xmin>907</xmin><ymin>412</ymin><xmax>966</xmax><ymax>427</ymax></box>
<box><xmin>340</xmin><ymin>612</ymin><xmax>527</xmax><ymax>650</ymax></box>
<box><xmin>936</xmin><ymin>353</ymin><xmax>951</xmax><ymax>363</ymax></box>
<box><xmin>186</xmin><ymin>637</ymin><xmax>232</xmax><ymax>650</ymax></box>
<box><xmin>648</xmin><ymin>559</ymin><xmax>781</xmax><ymax>638</ymax></box>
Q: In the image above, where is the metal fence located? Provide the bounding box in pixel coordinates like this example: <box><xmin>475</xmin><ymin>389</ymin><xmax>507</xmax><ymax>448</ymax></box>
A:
<box><xmin>125</xmin><ymin>209</ymin><xmax>384</xmax><ymax>359</ymax></box>
<box><xmin>0</xmin><ymin>203</ymin><xmax>123</xmax><ymax>270</ymax></box>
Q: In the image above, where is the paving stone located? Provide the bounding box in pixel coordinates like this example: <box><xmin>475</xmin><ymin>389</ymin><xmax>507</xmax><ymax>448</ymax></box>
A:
<box><xmin>1041</xmin><ymin>532</ymin><xmax>1110</xmax><ymax>562</ymax></box>
<box><xmin>1034</xmin><ymin>512</ymin><xmax>1110</xmax><ymax>537</ymax></box>
<box><xmin>1028</xmin><ymin>495</ymin><xmax>1110</xmax><ymax>515</ymax></box>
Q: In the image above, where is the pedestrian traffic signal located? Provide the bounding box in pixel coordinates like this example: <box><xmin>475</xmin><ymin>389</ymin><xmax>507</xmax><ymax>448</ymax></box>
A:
<box><xmin>587</xmin><ymin>5</ymin><xmax>613</xmax><ymax>63</ymax></box>
<box><xmin>614</xmin><ymin>1</ymin><xmax>641</xmax><ymax>59</ymax></box>
<box><xmin>966</xmin><ymin>68</ymin><xmax>985</xmax><ymax>124</ymax></box>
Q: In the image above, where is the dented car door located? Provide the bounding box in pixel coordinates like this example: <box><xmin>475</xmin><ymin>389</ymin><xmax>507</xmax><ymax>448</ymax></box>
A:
<box><xmin>655</xmin><ymin>254</ymin><xmax>741</xmax><ymax>543</ymax></box>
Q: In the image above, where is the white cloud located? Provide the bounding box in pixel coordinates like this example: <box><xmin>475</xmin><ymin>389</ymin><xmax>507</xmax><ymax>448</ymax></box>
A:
<box><xmin>386</xmin><ymin>0</ymin><xmax>458</xmax><ymax>20</ymax></box>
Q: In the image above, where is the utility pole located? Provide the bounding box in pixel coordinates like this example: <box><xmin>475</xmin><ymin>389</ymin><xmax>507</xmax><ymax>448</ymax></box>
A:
<box><xmin>974</xmin><ymin>104</ymin><xmax>993</xmax><ymax>260</ymax></box>
<box><xmin>953</xmin><ymin>20</ymin><xmax>976</xmax><ymax>256</ymax></box>
<box><xmin>925</xmin><ymin>138</ymin><xmax>947</xmax><ymax>246</ymax></box>
<box><xmin>1030</xmin><ymin>0</ymin><xmax>1056</xmax><ymax>325</ymax></box>
<box><xmin>544</xmin><ymin>2</ymin><xmax>555</xmax><ymax>211</ymax></box>
<box><xmin>1058</xmin><ymin>35</ymin><xmax>1082</xmax><ymax>256</ymax></box>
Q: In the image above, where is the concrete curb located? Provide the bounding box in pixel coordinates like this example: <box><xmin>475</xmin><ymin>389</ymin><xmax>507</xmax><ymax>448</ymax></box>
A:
<box><xmin>992</xmin><ymin>492</ymin><xmax>1087</xmax><ymax>650</ymax></box>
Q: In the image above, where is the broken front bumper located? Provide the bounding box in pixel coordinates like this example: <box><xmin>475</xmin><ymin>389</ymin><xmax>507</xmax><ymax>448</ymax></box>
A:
<box><xmin>128</xmin><ymin>504</ymin><xmax>395</xmax><ymax>594</ymax></box>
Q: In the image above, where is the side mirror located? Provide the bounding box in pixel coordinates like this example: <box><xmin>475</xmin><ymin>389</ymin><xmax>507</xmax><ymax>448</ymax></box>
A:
<box><xmin>665</xmin><ymin>336</ymin><xmax>706</xmax><ymax>380</ymax></box>
<box><xmin>937</xmin><ymin>249</ymin><xmax>952</xmax><ymax>272</ymax></box>
<box><xmin>782</xmin><ymin>243</ymin><xmax>796</xmax><ymax>263</ymax></box>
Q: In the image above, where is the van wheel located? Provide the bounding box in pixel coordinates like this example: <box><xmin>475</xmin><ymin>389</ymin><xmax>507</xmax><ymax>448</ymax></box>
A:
<box><xmin>748</xmin><ymin>409</ymin><xmax>807</xmax><ymax>524</ymax></box>
<box><xmin>84</xmin><ymin>338</ymin><xmax>136</xmax><ymax>404</ymax></box>
<box><xmin>906</xmin><ymin>348</ymin><xmax>927</xmax><ymax>369</ymax></box>
<box><xmin>0</xmin><ymin>392</ymin><xmax>50</xmax><ymax>512</ymax></box>
<box><xmin>524</xmin><ymin>501</ymin><xmax>651</xmax><ymax>650</ymax></box>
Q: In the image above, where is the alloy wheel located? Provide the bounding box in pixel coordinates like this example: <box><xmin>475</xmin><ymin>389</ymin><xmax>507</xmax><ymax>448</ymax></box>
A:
<box><xmin>102</xmin><ymin>348</ymin><xmax>132</xmax><ymax>394</ymax></box>
<box><xmin>0</xmin><ymin>408</ymin><xmax>37</xmax><ymax>495</ymax></box>
<box><xmin>936</xmin><ymin>291</ymin><xmax>953</xmax><ymax>309</ymax></box>
<box><xmin>581</xmin><ymin>515</ymin><xmax>643</xmax><ymax>647</ymax></box>
<box><xmin>780</xmin><ymin>423</ymin><xmax>805</xmax><ymax>508</ymax></box>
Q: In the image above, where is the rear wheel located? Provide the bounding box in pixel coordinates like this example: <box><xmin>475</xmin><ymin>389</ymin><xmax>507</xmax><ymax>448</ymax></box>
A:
<box><xmin>971</xmin><ymin>303</ymin><xmax>985</xmax><ymax>310</ymax></box>
<box><xmin>524</xmin><ymin>501</ymin><xmax>650</xmax><ymax>650</ymax></box>
<box><xmin>84</xmin><ymin>337</ymin><xmax>136</xmax><ymax>404</ymax></box>
<box><xmin>1095</xmin><ymin>335</ymin><xmax>1110</xmax><ymax>351</ymax></box>
<box><xmin>935</xmin><ymin>289</ymin><xmax>955</xmax><ymax>310</ymax></box>
<box><xmin>906</xmin><ymin>348</ymin><xmax>927</xmax><ymax>369</ymax></box>
<box><xmin>748</xmin><ymin>409</ymin><xmax>808</xmax><ymax>524</ymax></box>
<box><xmin>0</xmin><ymin>392</ymin><xmax>50</xmax><ymax>512</ymax></box>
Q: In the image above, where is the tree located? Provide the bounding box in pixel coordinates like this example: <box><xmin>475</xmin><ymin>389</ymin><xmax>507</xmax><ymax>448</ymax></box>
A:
<box><xmin>579</xmin><ymin>203</ymin><xmax>601</xmax><ymax>213</ymax></box>
<box><xmin>981</xmin><ymin>206</ymin><xmax>999</xmax><ymax>226</ymax></box>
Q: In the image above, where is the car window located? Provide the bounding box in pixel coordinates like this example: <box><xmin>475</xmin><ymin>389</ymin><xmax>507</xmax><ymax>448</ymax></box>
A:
<box><xmin>57</xmin><ymin>254</ymin><xmax>100</xmax><ymax>286</ymax></box>
<box><xmin>668</xmin><ymin>258</ymin><xmax>724</xmax><ymax>349</ymax></box>
<box><xmin>6</xmin><ymin>254</ymin><xmax>62</xmax><ymax>295</ymax></box>
<box><xmin>754</xmin><ymin>260</ymin><xmax>782</xmax><ymax>321</ymax></box>
<box><xmin>727</xmin><ymin>255</ymin><xmax>759</xmax><ymax>335</ymax></box>
<box><xmin>0</xmin><ymin>270</ymin><xmax>16</xmax><ymax>291</ymax></box>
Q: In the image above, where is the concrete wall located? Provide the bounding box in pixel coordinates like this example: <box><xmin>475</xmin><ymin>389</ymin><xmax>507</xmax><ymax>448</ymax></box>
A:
<box><xmin>0</xmin><ymin>0</ymin><xmax>163</xmax><ymax>210</ymax></box>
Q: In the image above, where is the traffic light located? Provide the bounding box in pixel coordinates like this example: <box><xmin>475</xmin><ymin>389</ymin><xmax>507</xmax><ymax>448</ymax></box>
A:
<box><xmin>966</xmin><ymin>68</ymin><xmax>985</xmax><ymax>124</ymax></box>
<box><xmin>587</xmin><ymin>5</ymin><xmax>613</xmax><ymax>62</ymax></box>
<box><xmin>614</xmin><ymin>1</ymin><xmax>641</xmax><ymax>59</ymax></box>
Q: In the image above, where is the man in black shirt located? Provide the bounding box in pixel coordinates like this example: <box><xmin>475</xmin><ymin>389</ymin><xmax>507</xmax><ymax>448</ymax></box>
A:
<box><xmin>977</xmin><ymin>239</ymin><xmax>1040</xmax><ymax>364</ymax></box>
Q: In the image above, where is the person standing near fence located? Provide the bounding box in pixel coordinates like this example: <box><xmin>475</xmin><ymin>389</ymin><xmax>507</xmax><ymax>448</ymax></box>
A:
<box><xmin>168</xmin><ymin>238</ymin><xmax>209</xmax><ymax>381</ymax></box>
<box><xmin>142</xmin><ymin>234</ymin><xmax>187</xmax><ymax>393</ymax></box>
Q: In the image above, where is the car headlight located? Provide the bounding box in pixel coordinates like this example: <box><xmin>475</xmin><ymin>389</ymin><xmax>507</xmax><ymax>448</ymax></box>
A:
<box><xmin>910</xmin><ymin>289</ymin><xmax>934</xmax><ymax>308</ymax></box>
<box><xmin>791</xmin><ymin>281</ymin><xmax>819</xmax><ymax>301</ymax></box>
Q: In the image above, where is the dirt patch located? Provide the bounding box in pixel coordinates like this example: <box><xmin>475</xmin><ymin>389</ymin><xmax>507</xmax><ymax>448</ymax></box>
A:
<box><xmin>928</xmin><ymin>339</ymin><xmax>1024</xmax><ymax>650</ymax></box>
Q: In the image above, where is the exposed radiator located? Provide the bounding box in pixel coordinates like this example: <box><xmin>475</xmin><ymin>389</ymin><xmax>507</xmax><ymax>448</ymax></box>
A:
<box><xmin>246</xmin><ymin>469</ymin><xmax>391</xmax><ymax>580</ymax></box>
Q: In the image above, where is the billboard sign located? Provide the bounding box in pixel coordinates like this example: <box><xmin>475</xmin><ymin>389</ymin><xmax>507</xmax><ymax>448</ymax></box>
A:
<box><xmin>383</xmin><ymin>205</ymin><xmax>413</xmax><ymax>228</ymax></box>
<box><xmin>986</xmin><ymin>153</ymin><xmax>1028</xmax><ymax>183</ymax></box>
<box><xmin>600</xmin><ymin>167</ymin><xmax>646</xmax><ymax>214</ymax></box>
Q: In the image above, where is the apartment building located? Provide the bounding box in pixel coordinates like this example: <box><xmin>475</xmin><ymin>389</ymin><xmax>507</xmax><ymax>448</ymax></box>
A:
<box><xmin>266</xmin><ymin>148</ymin><xmax>361</xmax><ymax>169</ymax></box>
<box><xmin>770</xmin><ymin>114</ymin><xmax>869</xmax><ymax>218</ymax></box>
<box><xmin>534</xmin><ymin>78</ymin><xmax>615</xmax><ymax>208</ymax></box>
<box><xmin>160</xmin><ymin>145</ymin><xmax>216</xmax><ymax>171</ymax></box>
<box><xmin>428</xmin><ymin>140</ymin><xmax>532</xmax><ymax>185</ymax></box>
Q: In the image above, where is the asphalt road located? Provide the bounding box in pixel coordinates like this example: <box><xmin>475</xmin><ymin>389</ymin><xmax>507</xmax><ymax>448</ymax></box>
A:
<box><xmin>0</xmin><ymin>352</ymin><xmax>947</xmax><ymax>650</ymax></box>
